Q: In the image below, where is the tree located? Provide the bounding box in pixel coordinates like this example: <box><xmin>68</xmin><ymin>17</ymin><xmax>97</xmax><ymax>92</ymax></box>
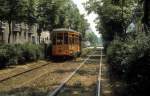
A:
<box><xmin>86</xmin><ymin>31</ymin><xmax>99</xmax><ymax>46</ymax></box>
<box><xmin>85</xmin><ymin>0</ymin><xmax>138</xmax><ymax>48</ymax></box>
<box><xmin>25</xmin><ymin>0</ymin><xmax>37</xmax><ymax>26</ymax></box>
<box><xmin>37</xmin><ymin>0</ymin><xmax>89</xmax><ymax>39</ymax></box>
<box><xmin>37</xmin><ymin>0</ymin><xmax>68</xmax><ymax>31</ymax></box>
<box><xmin>0</xmin><ymin>0</ymin><xmax>28</xmax><ymax>43</ymax></box>
<box><xmin>143</xmin><ymin>0</ymin><xmax>150</xmax><ymax>28</ymax></box>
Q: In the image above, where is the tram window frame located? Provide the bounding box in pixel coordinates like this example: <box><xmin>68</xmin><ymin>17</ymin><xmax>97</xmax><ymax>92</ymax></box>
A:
<box><xmin>56</xmin><ymin>33</ymin><xmax>63</xmax><ymax>45</ymax></box>
<box><xmin>76</xmin><ymin>37</ymin><xmax>79</xmax><ymax>44</ymax></box>
<box><xmin>74</xmin><ymin>36</ymin><xmax>76</xmax><ymax>44</ymax></box>
<box><xmin>64</xmin><ymin>32</ymin><xmax>68</xmax><ymax>44</ymax></box>
<box><xmin>69</xmin><ymin>36</ymin><xmax>72</xmax><ymax>45</ymax></box>
<box><xmin>76</xmin><ymin>35</ymin><xmax>79</xmax><ymax>44</ymax></box>
<box><xmin>72</xmin><ymin>35</ymin><xmax>75</xmax><ymax>44</ymax></box>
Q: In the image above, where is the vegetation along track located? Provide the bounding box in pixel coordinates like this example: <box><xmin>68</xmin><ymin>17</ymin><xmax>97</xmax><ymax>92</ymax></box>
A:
<box><xmin>48</xmin><ymin>47</ymin><xmax>104</xmax><ymax>96</ymax></box>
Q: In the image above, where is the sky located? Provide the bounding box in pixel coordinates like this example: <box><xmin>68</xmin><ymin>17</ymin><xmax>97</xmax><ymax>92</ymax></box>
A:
<box><xmin>72</xmin><ymin>0</ymin><xmax>100</xmax><ymax>37</ymax></box>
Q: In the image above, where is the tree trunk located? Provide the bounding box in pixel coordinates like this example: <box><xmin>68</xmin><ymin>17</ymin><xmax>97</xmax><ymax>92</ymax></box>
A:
<box><xmin>39</xmin><ymin>35</ymin><xmax>41</xmax><ymax>44</ymax></box>
<box><xmin>8</xmin><ymin>20</ymin><xmax>12</xmax><ymax>43</ymax></box>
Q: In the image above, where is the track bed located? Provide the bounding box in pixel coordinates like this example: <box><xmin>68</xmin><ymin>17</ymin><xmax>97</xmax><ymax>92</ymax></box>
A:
<box><xmin>57</xmin><ymin>60</ymin><xmax>100</xmax><ymax>96</ymax></box>
<box><xmin>0</xmin><ymin>48</ymin><xmax>104</xmax><ymax>96</ymax></box>
<box><xmin>0</xmin><ymin>61</ymin><xmax>80</xmax><ymax>96</ymax></box>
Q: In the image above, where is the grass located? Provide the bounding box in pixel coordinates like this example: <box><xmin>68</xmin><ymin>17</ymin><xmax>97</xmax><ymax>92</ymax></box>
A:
<box><xmin>100</xmin><ymin>58</ymin><xmax>114</xmax><ymax>96</ymax></box>
<box><xmin>58</xmin><ymin>60</ymin><xmax>100</xmax><ymax>96</ymax></box>
<box><xmin>0</xmin><ymin>48</ymin><xmax>96</xmax><ymax>96</ymax></box>
<box><xmin>0</xmin><ymin>61</ymin><xmax>80</xmax><ymax>96</ymax></box>
<box><xmin>81</xmin><ymin>47</ymin><xmax>95</xmax><ymax>57</ymax></box>
<box><xmin>0</xmin><ymin>60</ymin><xmax>47</xmax><ymax>81</ymax></box>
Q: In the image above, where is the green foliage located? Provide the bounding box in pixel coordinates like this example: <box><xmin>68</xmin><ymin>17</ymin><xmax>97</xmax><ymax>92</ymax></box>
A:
<box><xmin>85</xmin><ymin>31</ymin><xmax>99</xmax><ymax>46</ymax></box>
<box><xmin>0</xmin><ymin>0</ymin><xmax>89</xmax><ymax>43</ymax></box>
<box><xmin>85</xmin><ymin>0</ymin><xmax>138</xmax><ymax>47</ymax></box>
<box><xmin>20</xmin><ymin>43</ymin><xmax>42</xmax><ymax>62</ymax></box>
<box><xmin>0</xmin><ymin>45</ymin><xmax>11</xmax><ymax>67</ymax></box>
<box><xmin>0</xmin><ymin>0</ymin><xmax>28</xmax><ymax>21</ymax></box>
<box><xmin>107</xmin><ymin>38</ymin><xmax>132</xmax><ymax>79</ymax></box>
<box><xmin>0</xmin><ymin>0</ymin><xmax>28</xmax><ymax>43</ymax></box>
<box><xmin>0</xmin><ymin>44</ymin><xmax>19</xmax><ymax>66</ymax></box>
<box><xmin>86</xmin><ymin>0</ymin><xmax>150</xmax><ymax>95</ymax></box>
<box><xmin>0</xmin><ymin>43</ymin><xmax>44</xmax><ymax>68</ymax></box>
<box><xmin>37</xmin><ymin>0</ymin><xmax>89</xmax><ymax>37</ymax></box>
<box><xmin>25</xmin><ymin>0</ymin><xmax>37</xmax><ymax>25</ymax></box>
<box><xmin>81</xmin><ymin>47</ymin><xmax>94</xmax><ymax>57</ymax></box>
<box><xmin>107</xmin><ymin>32</ymin><xmax>150</xmax><ymax>95</ymax></box>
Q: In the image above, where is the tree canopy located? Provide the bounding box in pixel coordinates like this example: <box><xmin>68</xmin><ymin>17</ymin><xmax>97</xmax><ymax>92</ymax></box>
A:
<box><xmin>0</xmin><ymin>0</ymin><xmax>90</xmax><ymax>42</ymax></box>
<box><xmin>85</xmin><ymin>0</ymin><xmax>139</xmax><ymax>47</ymax></box>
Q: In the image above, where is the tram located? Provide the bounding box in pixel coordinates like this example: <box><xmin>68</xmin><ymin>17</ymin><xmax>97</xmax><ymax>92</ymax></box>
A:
<box><xmin>51</xmin><ymin>28</ymin><xmax>81</xmax><ymax>57</ymax></box>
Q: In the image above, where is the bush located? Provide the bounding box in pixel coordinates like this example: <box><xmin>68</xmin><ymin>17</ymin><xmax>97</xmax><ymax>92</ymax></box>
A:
<box><xmin>0</xmin><ymin>43</ymin><xmax>44</xmax><ymax>68</ymax></box>
<box><xmin>0</xmin><ymin>45</ymin><xmax>8</xmax><ymax>67</ymax></box>
<box><xmin>22</xmin><ymin>44</ymin><xmax>37</xmax><ymax>62</ymax></box>
<box><xmin>107</xmin><ymin>32</ymin><xmax>150</xmax><ymax>95</ymax></box>
<box><xmin>107</xmin><ymin>33</ymin><xmax>150</xmax><ymax>79</ymax></box>
<box><xmin>0</xmin><ymin>44</ymin><xmax>19</xmax><ymax>67</ymax></box>
<box><xmin>81</xmin><ymin>47</ymin><xmax>94</xmax><ymax>57</ymax></box>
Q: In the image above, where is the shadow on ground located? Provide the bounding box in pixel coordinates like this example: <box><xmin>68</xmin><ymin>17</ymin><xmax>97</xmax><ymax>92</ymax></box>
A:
<box><xmin>48</xmin><ymin>56</ymin><xmax>74</xmax><ymax>63</ymax></box>
<box><xmin>0</xmin><ymin>83</ymin><xmax>97</xmax><ymax>96</ymax></box>
<box><xmin>0</xmin><ymin>66</ymin><xmax>16</xmax><ymax>70</ymax></box>
<box><xmin>57</xmin><ymin>83</ymin><xmax>97</xmax><ymax>96</ymax></box>
<box><xmin>0</xmin><ymin>87</ymin><xmax>48</xmax><ymax>96</ymax></box>
<box><xmin>76</xmin><ymin>68</ymin><xmax>99</xmax><ymax>76</ymax></box>
<box><xmin>53</xmin><ymin>69</ymin><xmax>75</xmax><ymax>73</ymax></box>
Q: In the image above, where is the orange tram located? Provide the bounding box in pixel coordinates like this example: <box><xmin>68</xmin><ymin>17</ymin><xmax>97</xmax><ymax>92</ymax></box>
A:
<box><xmin>51</xmin><ymin>28</ymin><xmax>81</xmax><ymax>57</ymax></box>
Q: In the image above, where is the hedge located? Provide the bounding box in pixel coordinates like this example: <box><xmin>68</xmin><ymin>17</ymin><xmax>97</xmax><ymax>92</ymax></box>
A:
<box><xmin>107</xmin><ymin>32</ymin><xmax>150</xmax><ymax>95</ymax></box>
<box><xmin>0</xmin><ymin>43</ymin><xmax>44</xmax><ymax>68</ymax></box>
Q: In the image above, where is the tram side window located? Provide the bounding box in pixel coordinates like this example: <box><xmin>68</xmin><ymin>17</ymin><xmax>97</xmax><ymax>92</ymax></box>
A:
<box><xmin>74</xmin><ymin>37</ymin><xmax>77</xmax><ymax>44</ymax></box>
<box><xmin>74</xmin><ymin>35</ymin><xmax>78</xmax><ymax>44</ymax></box>
<box><xmin>69</xmin><ymin>37</ymin><xmax>72</xmax><ymax>45</ymax></box>
<box><xmin>69</xmin><ymin>36</ymin><xmax>73</xmax><ymax>45</ymax></box>
<box><xmin>76</xmin><ymin>37</ymin><xmax>79</xmax><ymax>44</ymax></box>
<box><xmin>72</xmin><ymin>35</ymin><xmax>75</xmax><ymax>44</ymax></box>
<box><xmin>57</xmin><ymin>33</ymin><xmax>63</xmax><ymax>45</ymax></box>
<box><xmin>64</xmin><ymin>33</ymin><xmax>68</xmax><ymax>44</ymax></box>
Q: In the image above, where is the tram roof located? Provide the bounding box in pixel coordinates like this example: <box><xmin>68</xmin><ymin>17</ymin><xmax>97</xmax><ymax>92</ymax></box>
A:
<box><xmin>52</xmin><ymin>28</ymin><xmax>80</xmax><ymax>33</ymax></box>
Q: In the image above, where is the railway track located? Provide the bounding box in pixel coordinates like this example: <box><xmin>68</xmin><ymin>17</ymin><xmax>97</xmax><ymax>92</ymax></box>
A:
<box><xmin>48</xmin><ymin>47</ymin><xmax>104</xmax><ymax>96</ymax></box>
<box><xmin>0</xmin><ymin>47</ymin><xmax>104</xmax><ymax>96</ymax></box>
<box><xmin>0</xmin><ymin>62</ymin><xmax>50</xmax><ymax>83</ymax></box>
<box><xmin>0</xmin><ymin>59</ymin><xmax>82</xmax><ymax>94</ymax></box>
<box><xmin>97</xmin><ymin>48</ymin><xmax>103</xmax><ymax>96</ymax></box>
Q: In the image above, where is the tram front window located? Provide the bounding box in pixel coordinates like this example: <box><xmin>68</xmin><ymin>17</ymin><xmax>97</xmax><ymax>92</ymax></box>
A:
<box><xmin>57</xmin><ymin>33</ymin><xmax>63</xmax><ymax>45</ymax></box>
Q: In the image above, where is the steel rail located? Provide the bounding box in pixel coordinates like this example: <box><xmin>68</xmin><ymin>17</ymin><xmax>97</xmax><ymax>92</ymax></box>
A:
<box><xmin>0</xmin><ymin>63</ymin><xmax>49</xmax><ymax>83</ymax></box>
<box><xmin>97</xmin><ymin>48</ymin><xmax>103</xmax><ymax>96</ymax></box>
<box><xmin>48</xmin><ymin>51</ymin><xmax>96</xmax><ymax>96</ymax></box>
